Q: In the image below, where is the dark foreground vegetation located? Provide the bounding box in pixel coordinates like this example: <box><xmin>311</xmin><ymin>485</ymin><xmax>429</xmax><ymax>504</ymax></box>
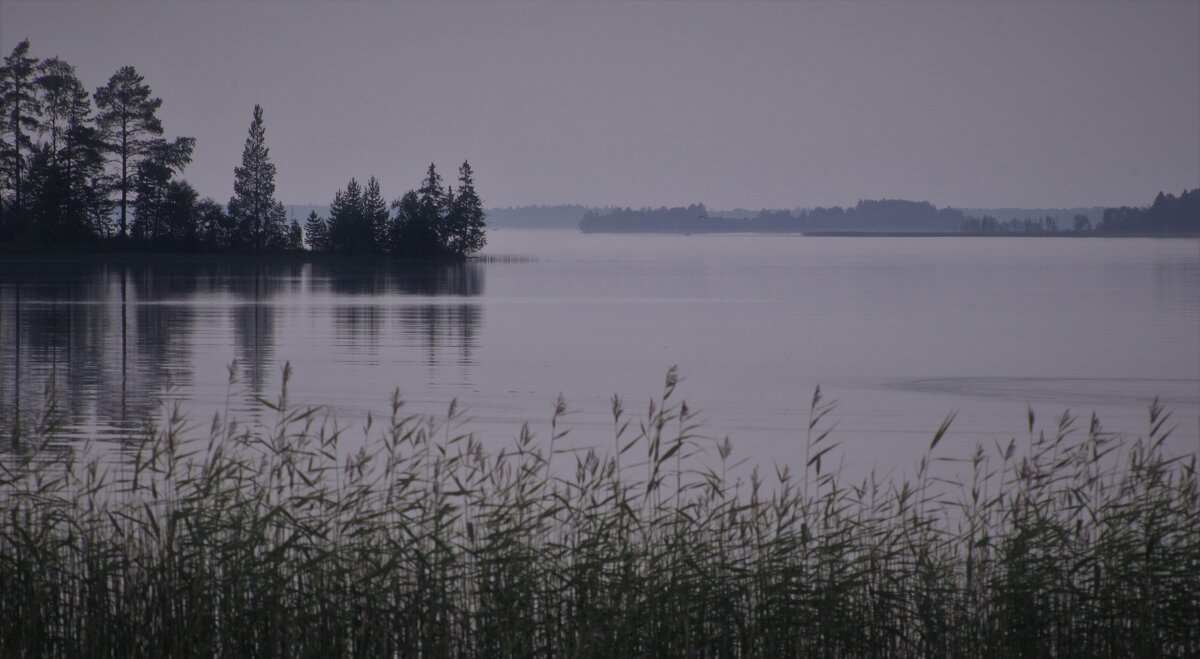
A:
<box><xmin>0</xmin><ymin>39</ymin><xmax>485</xmax><ymax>258</ymax></box>
<box><xmin>1</xmin><ymin>367</ymin><xmax>1197</xmax><ymax>657</ymax></box>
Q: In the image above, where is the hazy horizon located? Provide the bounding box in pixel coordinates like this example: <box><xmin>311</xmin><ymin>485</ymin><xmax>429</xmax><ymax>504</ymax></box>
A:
<box><xmin>3</xmin><ymin>0</ymin><xmax>1197</xmax><ymax>210</ymax></box>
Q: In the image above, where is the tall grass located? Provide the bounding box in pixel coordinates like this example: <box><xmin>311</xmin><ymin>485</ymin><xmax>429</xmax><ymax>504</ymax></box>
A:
<box><xmin>1</xmin><ymin>365</ymin><xmax>1197</xmax><ymax>657</ymax></box>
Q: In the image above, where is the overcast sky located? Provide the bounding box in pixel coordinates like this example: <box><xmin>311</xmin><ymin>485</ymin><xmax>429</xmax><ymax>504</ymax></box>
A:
<box><xmin>3</xmin><ymin>1</ymin><xmax>1197</xmax><ymax>209</ymax></box>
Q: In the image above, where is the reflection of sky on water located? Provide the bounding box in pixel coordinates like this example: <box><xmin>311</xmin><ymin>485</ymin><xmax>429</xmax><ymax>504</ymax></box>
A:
<box><xmin>1</xmin><ymin>234</ymin><xmax>1197</xmax><ymax>481</ymax></box>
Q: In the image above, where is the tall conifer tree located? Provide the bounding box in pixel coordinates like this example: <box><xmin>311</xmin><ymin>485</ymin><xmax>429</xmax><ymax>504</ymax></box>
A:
<box><xmin>327</xmin><ymin>178</ymin><xmax>363</xmax><ymax>253</ymax></box>
<box><xmin>362</xmin><ymin>176</ymin><xmax>388</xmax><ymax>253</ymax></box>
<box><xmin>447</xmin><ymin>160</ymin><xmax>486</xmax><ymax>256</ymax></box>
<box><xmin>228</xmin><ymin>104</ymin><xmax>282</xmax><ymax>250</ymax></box>
<box><xmin>303</xmin><ymin>210</ymin><xmax>328</xmax><ymax>251</ymax></box>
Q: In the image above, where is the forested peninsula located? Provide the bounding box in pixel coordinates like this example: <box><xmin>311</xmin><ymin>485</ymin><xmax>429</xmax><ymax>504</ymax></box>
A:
<box><xmin>0</xmin><ymin>40</ymin><xmax>486</xmax><ymax>258</ymax></box>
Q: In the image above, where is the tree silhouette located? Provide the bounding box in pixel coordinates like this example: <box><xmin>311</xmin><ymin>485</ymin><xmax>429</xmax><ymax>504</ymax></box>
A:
<box><xmin>406</xmin><ymin>162</ymin><xmax>446</xmax><ymax>255</ymax></box>
<box><xmin>2</xmin><ymin>40</ymin><xmax>498</xmax><ymax>255</ymax></box>
<box><xmin>303</xmin><ymin>210</ymin><xmax>328</xmax><ymax>251</ymax></box>
<box><xmin>388</xmin><ymin>189</ymin><xmax>421</xmax><ymax>255</ymax></box>
<box><xmin>33</xmin><ymin>57</ymin><xmax>108</xmax><ymax>240</ymax></box>
<box><xmin>159</xmin><ymin>180</ymin><xmax>200</xmax><ymax>243</ymax></box>
<box><xmin>94</xmin><ymin>66</ymin><xmax>164</xmax><ymax>237</ymax></box>
<box><xmin>195</xmin><ymin>197</ymin><xmax>232</xmax><ymax>247</ymax></box>
<box><xmin>327</xmin><ymin>178</ymin><xmax>363</xmax><ymax>253</ymax></box>
<box><xmin>131</xmin><ymin>137</ymin><xmax>195</xmax><ymax>241</ymax></box>
<box><xmin>34</xmin><ymin>58</ymin><xmax>78</xmax><ymax>158</ymax></box>
<box><xmin>446</xmin><ymin>160</ymin><xmax>486</xmax><ymax>256</ymax></box>
<box><xmin>286</xmin><ymin>216</ymin><xmax>304</xmax><ymax>251</ymax></box>
<box><xmin>363</xmin><ymin>176</ymin><xmax>389</xmax><ymax>253</ymax></box>
<box><xmin>0</xmin><ymin>39</ymin><xmax>41</xmax><ymax>216</ymax></box>
<box><xmin>228</xmin><ymin>104</ymin><xmax>282</xmax><ymax>250</ymax></box>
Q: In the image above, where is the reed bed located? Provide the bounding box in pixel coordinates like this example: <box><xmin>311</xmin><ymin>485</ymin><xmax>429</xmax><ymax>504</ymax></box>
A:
<box><xmin>1</xmin><ymin>365</ymin><xmax>1197</xmax><ymax>657</ymax></box>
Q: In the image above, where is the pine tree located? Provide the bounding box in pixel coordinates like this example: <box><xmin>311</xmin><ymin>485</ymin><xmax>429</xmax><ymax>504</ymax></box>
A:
<box><xmin>94</xmin><ymin>66</ymin><xmax>163</xmax><ymax>237</ymax></box>
<box><xmin>35</xmin><ymin>58</ymin><xmax>76</xmax><ymax>158</ymax></box>
<box><xmin>0</xmin><ymin>39</ymin><xmax>41</xmax><ymax>215</ymax></box>
<box><xmin>228</xmin><ymin>104</ymin><xmax>282</xmax><ymax>250</ymax></box>
<box><xmin>446</xmin><ymin>160</ymin><xmax>487</xmax><ymax>256</ymax></box>
<box><xmin>35</xmin><ymin>57</ymin><xmax>106</xmax><ymax>239</ymax></box>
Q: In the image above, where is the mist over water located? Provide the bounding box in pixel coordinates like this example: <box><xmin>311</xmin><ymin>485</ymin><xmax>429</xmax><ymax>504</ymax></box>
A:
<box><xmin>2</xmin><ymin>232</ymin><xmax>1197</xmax><ymax>477</ymax></box>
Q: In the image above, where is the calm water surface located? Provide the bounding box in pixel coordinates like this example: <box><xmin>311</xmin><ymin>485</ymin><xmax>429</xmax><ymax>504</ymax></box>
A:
<box><xmin>2</xmin><ymin>232</ymin><xmax>1197</xmax><ymax>476</ymax></box>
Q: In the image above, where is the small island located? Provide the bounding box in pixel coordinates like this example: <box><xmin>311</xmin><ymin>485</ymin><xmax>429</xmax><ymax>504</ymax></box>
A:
<box><xmin>0</xmin><ymin>40</ymin><xmax>486</xmax><ymax>259</ymax></box>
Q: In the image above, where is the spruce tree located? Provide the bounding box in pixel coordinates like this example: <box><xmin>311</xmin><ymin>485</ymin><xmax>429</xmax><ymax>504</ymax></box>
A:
<box><xmin>362</xmin><ymin>175</ymin><xmax>388</xmax><ymax>253</ymax></box>
<box><xmin>327</xmin><ymin>178</ymin><xmax>363</xmax><ymax>253</ymax></box>
<box><xmin>417</xmin><ymin>162</ymin><xmax>443</xmax><ymax>218</ymax></box>
<box><xmin>267</xmin><ymin>201</ymin><xmax>288</xmax><ymax>248</ymax></box>
<box><xmin>303</xmin><ymin>210</ymin><xmax>328</xmax><ymax>252</ymax></box>
<box><xmin>287</xmin><ymin>217</ymin><xmax>304</xmax><ymax>251</ymax></box>
<box><xmin>94</xmin><ymin>66</ymin><xmax>163</xmax><ymax>237</ymax></box>
<box><xmin>388</xmin><ymin>189</ymin><xmax>420</xmax><ymax>256</ymax></box>
<box><xmin>228</xmin><ymin>104</ymin><xmax>282</xmax><ymax>250</ymax></box>
<box><xmin>412</xmin><ymin>162</ymin><xmax>445</xmax><ymax>254</ymax></box>
<box><xmin>446</xmin><ymin>160</ymin><xmax>486</xmax><ymax>256</ymax></box>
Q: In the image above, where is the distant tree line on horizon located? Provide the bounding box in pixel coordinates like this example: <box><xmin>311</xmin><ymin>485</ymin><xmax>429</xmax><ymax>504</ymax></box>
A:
<box><xmin>0</xmin><ymin>39</ymin><xmax>485</xmax><ymax>258</ymax></box>
<box><xmin>1097</xmin><ymin>189</ymin><xmax>1198</xmax><ymax>234</ymax></box>
<box><xmin>580</xmin><ymin>190</ymin><xmax>1198</xmax><ymax>235</ymax></box>
<box><xmin>581</xmin><ymin>200</ymin><xmax>972</xmax><ymax>234</ymax></box>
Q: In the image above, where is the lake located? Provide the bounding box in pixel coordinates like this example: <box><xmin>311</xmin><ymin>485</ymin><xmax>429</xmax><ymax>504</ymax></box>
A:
<box><xmin>2</xmin><ymin>232</ymin><xmax>1197</xmax><ymax>479</ymax></box>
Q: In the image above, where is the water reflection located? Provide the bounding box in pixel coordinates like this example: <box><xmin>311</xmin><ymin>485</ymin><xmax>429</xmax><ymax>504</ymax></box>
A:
<box><xmin>0</xmin><ymin>259</ymin><xmax>484</xmax><ymax>445</ymax></box>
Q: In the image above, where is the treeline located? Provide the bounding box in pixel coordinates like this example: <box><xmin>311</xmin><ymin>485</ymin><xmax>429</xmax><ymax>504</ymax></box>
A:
<box><xmin>961</xmin><ymin>190</ymin><xmax>1199</xmax><ymax>235</ymax></box>
<box><xmin>0</xmin><ymin>40</ymin><xmax>196</xmax><ymax>246</ymax></box>
<box><xmin>0</xmin><ymin>39</ymin><xmax>485</xmax><ymax>257</ymax></box>
<box><xmin>581</xmin><ymin>204</ymin><xmax>735</xmax><ymax>233</ymax></box>
<box><xmin>485</xmin><ymin>204</ymin><xmax>594</xmax><ymax>229</ymax></box>
<box><xmin>959</xmin><ymin>215</ymin><xmax>1084</xmax><ymax>235</ymax></box>
<box><xmin>304</xmin><ymin>162</ymin><xmax>485</xmax><ymax>258</ymax></box>
<box><xmin>1099</xmin><ymin>189</ymin><xmax>1198</xmax><ymax>234</ymax></box>
<box><xmin>580</xmin><ymin>192</ymin><xmax>1198</xmax><ymax>236</ymax></box>
<box><xmin>581</xmin><ymin>200</ymin><xmax>968</xmax><ymax>234</ymax></box>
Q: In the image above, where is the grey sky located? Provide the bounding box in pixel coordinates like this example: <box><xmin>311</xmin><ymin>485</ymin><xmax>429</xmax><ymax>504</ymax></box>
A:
<box><xmin>2</xmin><ymin>0</ymin><xmax>1197</xmax><ymax>209</ymax></box>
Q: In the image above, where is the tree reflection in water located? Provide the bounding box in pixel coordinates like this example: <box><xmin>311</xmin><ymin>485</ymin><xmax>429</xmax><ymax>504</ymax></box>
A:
<box><xmin>0</xmin><ymin>258</ymin><xmax>484</xmax><ymax>447</ymax></box>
